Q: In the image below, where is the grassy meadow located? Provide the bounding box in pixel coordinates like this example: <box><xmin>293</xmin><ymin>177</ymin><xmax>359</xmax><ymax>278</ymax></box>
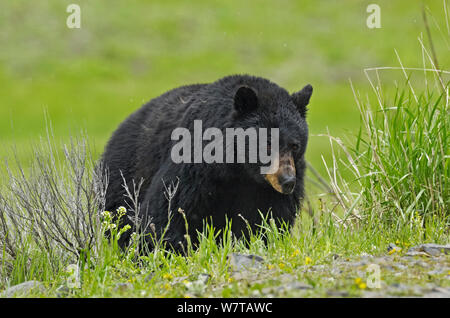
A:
<box><xmin>0</xmin><ymin>0</ymin><xmax>449</xmax><ymax>298</ymax></box>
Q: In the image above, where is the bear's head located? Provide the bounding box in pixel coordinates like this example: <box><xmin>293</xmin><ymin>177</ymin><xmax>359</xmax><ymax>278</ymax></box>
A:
<box><xmin>231</xmin><ymin>83</ymin><xmax>313</xmax><ymax>195</ymax></box>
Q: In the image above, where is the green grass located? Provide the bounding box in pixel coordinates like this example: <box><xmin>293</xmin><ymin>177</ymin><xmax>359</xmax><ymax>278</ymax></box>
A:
<box><xmin>2</xmin><ymin>203</ymin><xmax>448</xmax><ymax>298</ymax></box>
<box><xmin>357</xmin><ymin>88</ymin><xmax>448</xmax><ymax>221</ymax></box>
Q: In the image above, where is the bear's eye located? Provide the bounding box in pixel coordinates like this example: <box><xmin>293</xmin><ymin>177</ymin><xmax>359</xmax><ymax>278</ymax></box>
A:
<box><xmin>291</xmin><ymin>144</ymin><xmax>300</xmax><ymax>152</ymax></box>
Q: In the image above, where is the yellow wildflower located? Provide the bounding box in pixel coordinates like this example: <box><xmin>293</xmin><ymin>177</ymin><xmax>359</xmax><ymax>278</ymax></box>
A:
<box><xmin>163</xmin><ymin>273</ymin><xmax>173</xmax><ymax>280</ymax></box>
<box><xmin>388</xmin><ymin>248</ymin><xmax>397</xmax><ymax>255</ymax></box>
<box><xmin>354</xmin><ymin>277</ymin><xmax>367</xmax><ymax>289</ymax></box>
<box><xmin>304</xmin><ymin>256</ymin><xmax>312</xmax><ymax>265</ymax></box>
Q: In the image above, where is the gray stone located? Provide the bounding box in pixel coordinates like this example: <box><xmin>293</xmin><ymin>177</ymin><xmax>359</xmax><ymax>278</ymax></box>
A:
<box><xmin>427</xmin><ymin>268</ymin><xmax>450</xmax><ymax>276</ymax></box>
<box><xmin>346</xmin><ymin>260</ymin><xmax>370</xmax><ymax>267</ymax></box>
<box><xmin>172</xmin><ymin>276</ymin><xmax>189</xmax><ymax>284</ymax></box>
<box><xmin>408</xmin><ymin>244</ymin><xmax>450</xmax><ymax>257</ymax></box>
<box><xmin>362</xmin><ymin>291</ymin><xmax>390</xmax><ymax>298</ymax></box>
<box><xmin>404</xmin><ymin>251</ymin><xmax>430</xmax><ymax>257</ymax></box>
<box><xmin>389</xmin><ymin>283</ymin><xmax>410</xmax><ymax>291</ymax></box>
<box><xmin>393</xmin><ymin>263</ymin><xmax>408</xmax><ymax>271</ymax></box>
<box><xmin>197</xmin><ymin>273</ymin><xmax>211</xmax><ymax>284</ymax></box>
<box><xmin>330</xmin><ymin>267</ymin><xmax>343</xmax><ymax>275</ymax></box>
<box><xmin>287</xmin><ymin>282</ymin><xmax>313</xmax><ymax>290</ymax></box>
<box><xmin>413</xmin><ymin>260</ymin><xmax>431</xmax><ymax>268</ymax></box>
<box><xmin>228</xmin><ymin>253</ymin><xmax>264</xmax><ymax>271</ymax></box>
<box><xmin>326</xmin><ymin>290</ymin><xmax>349</xmax><ymax>297</ymax></box>
<box><xmin>423</xmin><ymin>287</ymin><xmax>450</xmax><ymax>298</ymax></box>
<box><xmin>276</xmin><ymin>281</ymin><xmax>313</xmax><ymax>292</ymax></box>
<box><xmin>278</xmin><ymin>273</ymin><xmax>296</xmax><ymax>282</ymax></box>
<box><xmin>231</xmin><ymin>271</ymin><xmax>259</xmax><ymax>281</ymax></box>
<box><xmin>2</xmin><ymin>281</ymin><xmax>45</xmax><ymax>297</ymax></box>
<box><xmin>430</xmin><ymin>287</ymin><xmax>450</xmax><ymax>294</ymax></box>
<box><xmin>387</xmin><ymin>283</ymin><xmax>425</xmax><ymax>296</ymax></box>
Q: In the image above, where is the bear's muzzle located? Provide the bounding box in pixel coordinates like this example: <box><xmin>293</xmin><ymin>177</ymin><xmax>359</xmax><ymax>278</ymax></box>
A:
<box><xmin>264</xmin><ymin>152</ymin><xmax>296</xmax><ymax>194</ymax></box>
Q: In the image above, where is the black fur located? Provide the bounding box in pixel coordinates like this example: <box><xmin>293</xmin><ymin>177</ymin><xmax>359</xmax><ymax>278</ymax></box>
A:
<box><xmin>101</xmin><ymin>74</ymin><xmax>313</xmax><ymax>252</ymax></box>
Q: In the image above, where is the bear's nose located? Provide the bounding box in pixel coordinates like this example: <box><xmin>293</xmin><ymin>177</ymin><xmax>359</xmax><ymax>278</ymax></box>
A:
<box><xmin>279</xmin><ymin>175</ymin><xmax>296</xmax><ymax>194</ymax></box>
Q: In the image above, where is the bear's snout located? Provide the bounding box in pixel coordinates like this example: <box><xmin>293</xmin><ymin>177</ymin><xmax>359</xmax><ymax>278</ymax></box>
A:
<box><xmin>279</xmin><ymin>174</ymin><xmax>296</xmax><ymax>194</ymax></box>
<box><xmin>264</xmin><ymin>152</ymin><xmax>296</xmax><ymax>194</ymax></box>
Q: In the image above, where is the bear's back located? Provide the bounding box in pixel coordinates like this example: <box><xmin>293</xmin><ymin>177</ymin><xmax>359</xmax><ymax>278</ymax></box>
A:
<box><xmin>103</xmin><ymin>83</ymin><xmax>207</xmax><ymax>212</ymax></box>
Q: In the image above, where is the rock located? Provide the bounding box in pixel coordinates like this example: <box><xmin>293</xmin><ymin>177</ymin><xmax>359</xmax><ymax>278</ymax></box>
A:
<box><xmin>431</xmin><ymin>287</ymin><xmax>450</xmax><ymax>294</ymax></box>
<box><xmin>278</xmin><ymin>274</ymin><xmax>296</xmax><ymax>282</ymax></box>
<box><xmin>382</xmin><ymin>265</ymin><xmax>395</xmax><ymax>271</ymax></box>
<box><xmin>413</xmin><ymin>260</ymin><xmax>431</xmax><ymax>268</ymax></box>
<box><xmin>2</xmin><ymin>281</ymin><xmax>45</xmax><ymax>297</ymax></box>
<box><xmin>326</xmin><ymin>290</ymin><xmax>349</xmax><ymax>297</ymax></box>
<box><xmin>423</xmin><ymin>287</ymin><xmax>450</xmax><ymax>298</ymax></box>
<box><xmin>274</xmin><ymin>282</ymin><xmax>312</xmax><ymax>294</ymax></box>
<box><xmin>427</xmin><ymin>267</ymin><xmax>450</xmax><ymax>275</ymax></box>
<box><xmin>362</xmin><ymin>291</ymin><xmax>387</xmax><ymax>298</ymax></box>
<box><xmin>347</xmin><ymin>260</ymin><xmax>370</xmax><ymax>267</ymax></box>
<box><xmin>387</xmin><ymin>283</ymin><xmax>424</xmax><ymax>296</ymax></box>
<box><xmin>262</xmin><ymin>281</ymin><xmax>312</xmax><ymax>295</ymax></box>
<box><xmin>228</xmin><ymin>253</ymin><xmax>264</xmax><ymax>271</ymax></box>
<box><xmin>330</xmin><ymin>267</ymin><xmax>343</xmax><ymax>275</ymax></box>
<box><xmin>404</xmin><ymin>251</ymin><xmax>430</xmax><ymax>257</ymax></box>
<box><xmin>171</xmin><ymin>276</ymin><xmax>189</xmax><ymax>284</ymax></box>
<box><xmin>389</xmin><ymin>283</ymin><xmax>410</xmax><ymax>291</ymax></box>
<box><xmin>231</xmin><ymin>271</ymin><xmax>259</xmax><ymax>281</ymax></box>
<box><xmin>278</xmin><ymin>282</ymin><xmax>313</xmax><ymax>291</ymax></box>
<box><xmin>183</xmin><ymin>276</ymin><xmax>207</xmax><ymax>295</ymax></box>
<box><xmin>197</xmin><ymin>273</ymin><xmax>211</xmax><ymax>284</ymax></box>
<box><xmin>393</xmin><ymin>263</ymin><xmax>408</xmax><ymax>271</ymax></box>
<box><xmin>408</xmin><ymin>244</ymin><xmax>450</xmax><ymax>257</ymax></box>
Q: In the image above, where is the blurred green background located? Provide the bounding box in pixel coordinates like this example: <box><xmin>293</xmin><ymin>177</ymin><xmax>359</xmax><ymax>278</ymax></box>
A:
<box><xmin>0</xmin><ymin>0</ymin><xmax>448</xmax><ymax>176</ymax></box>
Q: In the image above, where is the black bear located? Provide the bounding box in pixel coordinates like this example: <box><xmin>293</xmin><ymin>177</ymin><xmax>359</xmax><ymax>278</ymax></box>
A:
<box><xmin>101</xmin><ymin>74</ymin><xmax>313</xmax><ymax>252</ymax></box>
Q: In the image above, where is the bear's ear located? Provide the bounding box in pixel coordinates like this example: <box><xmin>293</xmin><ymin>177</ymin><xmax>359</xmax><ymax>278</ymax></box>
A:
<box><xmin>234</xmin><ymin>86</ymin><xmax>258</xmax><ymax>115</ymax></box>
<box><xmin>292</xmin><ymin>84</ymin><xmax>313</xmax><ymax>117</ymax></box>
